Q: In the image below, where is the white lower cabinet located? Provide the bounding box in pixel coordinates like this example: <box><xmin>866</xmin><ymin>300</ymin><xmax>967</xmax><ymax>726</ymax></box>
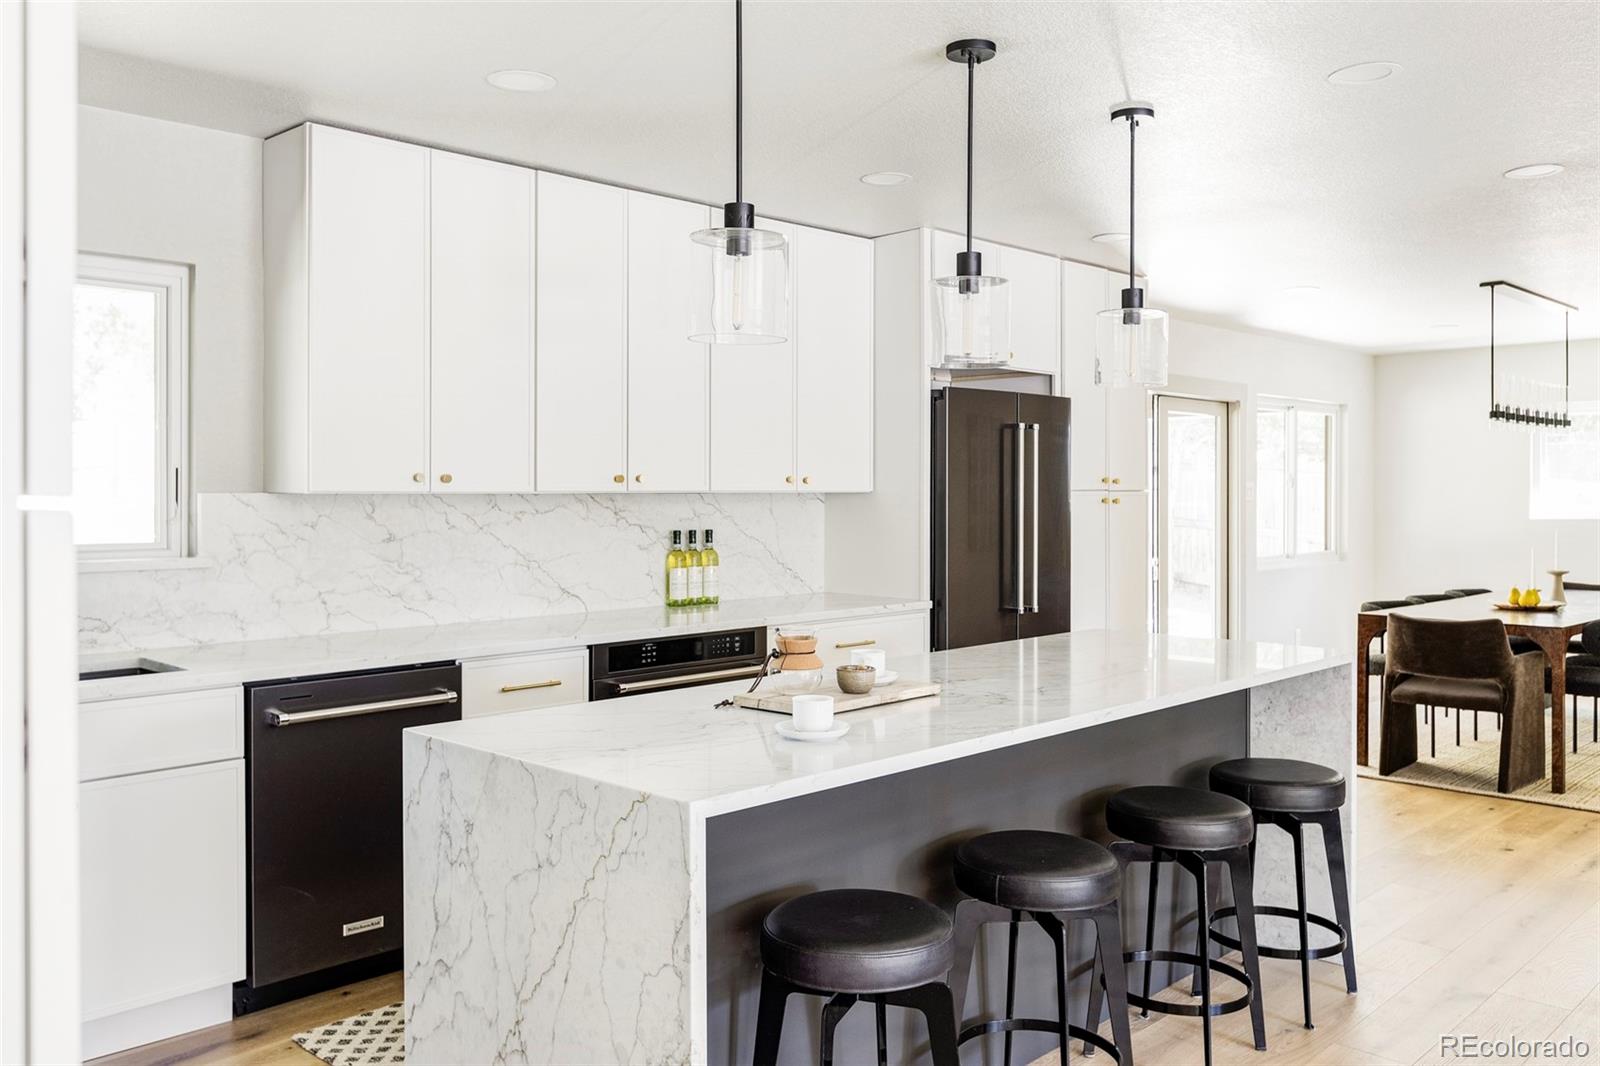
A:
<box><xmin>777</xmin><ymin>611</ymin><xmax>930</xmax><ymax>672</ymax></box>
<box><xmin>461</xmin><ymin>647</ymin><xmax>589</xmax><ymax>717</ymax></box>
<box><xmin>79</xmin><ymin>685</ymin><xmax>246</xmax><ymax>1060</ymax></box>
<box><xmin>1070</xmin><ymin>490</ymin><xmax>1151</xmax><ymax>632</ymax></box>
<box><xmin>1070</xmin><ymin>491</ymin><xmax>1109</xmax><ymax>629</ymax></box>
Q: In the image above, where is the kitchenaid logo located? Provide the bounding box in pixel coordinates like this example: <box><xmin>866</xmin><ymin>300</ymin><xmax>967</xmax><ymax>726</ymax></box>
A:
<box><xmin>1441</xmin><ymin>1034</ymin><xmax>1590</xmax><ymax>1059</ymax></box>
<box><xmin>342</xmin><ymin>915</ymin><xmax>385</xmax><ymax>937</ymax></box>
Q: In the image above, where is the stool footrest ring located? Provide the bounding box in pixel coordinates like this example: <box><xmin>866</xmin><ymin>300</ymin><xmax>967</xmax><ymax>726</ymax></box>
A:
<box><xmin>957</xmin><ymin>1016</ymin><xmax>1122</xmax><ymax>1062</ymax></box>
<box><xmin>1123</xmin><ymin>949</ymin><xmax>1253</xmax><ymax>1018</ymax></box>
<box><xmin>1208</xmin><ymin>905</ymin><xmax>1349</xmax><ymax>961</ymax></box>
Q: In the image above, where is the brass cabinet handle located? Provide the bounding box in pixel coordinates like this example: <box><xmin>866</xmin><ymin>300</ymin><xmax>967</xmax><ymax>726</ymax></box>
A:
<box><xmin>439</xmin><ymin>473</ymin><xmax>453</xmax><ymax>484</ymax></box>
<box><xmin>612</xmin><ymin>473</ymin><xmax>625</xmax><ymax>484</ymax></box>
<box><xmin>835</xmin><ymin>638</ymin><xmax>877</xmax><ymax>649</ymax></box>
<box><xmin>634</xmin><ymin>474</ymin><xmax>643</xmax><ymax>483</ymax></box>
<box><xmin>1101</xmin><ymin>476</ymin><xmax>1110</xmax><ymax>484</ymax></box>
<box><xmin>785</xmin><ymin>475</ymin><xmax>794</xmax><ymax>484</ymax></box>
<box><xmin>1112</xmin><ymin>497</ymin><xmax>1122</xmax><ymax>504</ymax></box>
<box><xmin>412</xmin><ymin>472</ymin><xmax>424</xmax><ymax>483</ymax></box>
<box><xmin>802</xmin><ymin>476</ymin><xmax>812</xmax><ymax>485</ymax></box>
<box><xmin>499</xmin><ymin>679</ymin><xmax>562</xmax><ymax>694</ymax></box>
<box><xmin>1101</xmin><ymin>497</ymin><xmax>1110</xmax><ymax>504</ymax></box>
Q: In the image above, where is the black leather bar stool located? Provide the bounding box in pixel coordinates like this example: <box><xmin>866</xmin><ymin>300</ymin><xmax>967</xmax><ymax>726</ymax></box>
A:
<box><xmin>1206</xmin><ymin>759</ymin><xmax>1357</xmax><ymax>1031</ymax></box>
<box><xmin>946</xmin><ymin>830</ymin><xmax>1134</xmax><ymax>1065</ymax></box>
<box><xmin>1092</xmin><ymin>786</ymin><xmax>1266</xmax><ymax>1066</ymax></box>
<box><xmin>753</xmin><ymin>888</ymin><xmax>960</xmax><ymax>1066</ymax></box>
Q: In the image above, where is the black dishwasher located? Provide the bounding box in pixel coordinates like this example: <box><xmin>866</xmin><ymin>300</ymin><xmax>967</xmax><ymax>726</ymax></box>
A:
<box><xmin>235</xmin><ymin>661</ymin><xmax>460</xmax><ymax>1013</ymax></box>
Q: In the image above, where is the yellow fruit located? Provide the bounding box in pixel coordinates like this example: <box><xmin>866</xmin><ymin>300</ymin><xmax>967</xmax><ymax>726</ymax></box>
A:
<box><xmin>1509</xmin><ymin>587</ymin><xmax>1522</xmax><ymax>606</ymax></box>
<box><xmin>1524</xmin><ymin>589</ymin><xmax>1541</xmax><ymax>607</ymax></box>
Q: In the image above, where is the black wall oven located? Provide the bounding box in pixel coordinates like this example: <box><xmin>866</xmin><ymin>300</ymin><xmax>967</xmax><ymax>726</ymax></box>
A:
<box><xmin>236</xmin><ymin>661</ymin><xmax>460</xmax><ymax>1013</ymax></box>
<box><xmin>590</xmin><ymin>627</ymin><xmax>767</xmax><ymax>700</ymax></box>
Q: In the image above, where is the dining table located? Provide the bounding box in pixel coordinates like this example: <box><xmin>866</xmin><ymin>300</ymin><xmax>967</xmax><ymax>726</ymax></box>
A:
<box><xmin>1357</xmin><ymin>589</ymin><xmax>1600</xmax><ymax>793</ymax></box>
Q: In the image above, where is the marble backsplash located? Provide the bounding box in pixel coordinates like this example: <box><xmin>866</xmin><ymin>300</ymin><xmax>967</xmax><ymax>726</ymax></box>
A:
<box><xmin>79</xmin><ymin>492</ymin><xmax>824</xmax><ymax>651</ymax></box>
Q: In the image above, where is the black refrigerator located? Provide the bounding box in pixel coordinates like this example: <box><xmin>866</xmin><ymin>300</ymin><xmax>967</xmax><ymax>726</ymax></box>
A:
<box><xmin>931</xmin><ymin>388</ymin><xmax>1071</xmax><ymax>650</ymax></box>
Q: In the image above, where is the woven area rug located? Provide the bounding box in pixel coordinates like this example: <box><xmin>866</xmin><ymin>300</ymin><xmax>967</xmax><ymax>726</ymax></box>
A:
<box><xmin>1358</xmin><ymin>703</ymin><xmax>1600</xmax><ymax>813</ymax></box>
<box><xmin>292</xmin><ymin>1002</ymin><xmax>404</xmax><ymax>1065</ymax></box>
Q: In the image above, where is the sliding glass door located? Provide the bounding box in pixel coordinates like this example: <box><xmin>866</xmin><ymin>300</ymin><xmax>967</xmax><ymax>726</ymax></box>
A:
<box><xmin>1155</xmin><ymin>396</ymin><xmax>1230</xmax><ymax>638</ymax></box>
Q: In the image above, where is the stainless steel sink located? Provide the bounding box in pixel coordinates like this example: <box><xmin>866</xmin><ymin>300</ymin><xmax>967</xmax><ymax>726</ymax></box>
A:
<box><xmin>78</xmin><ymin>658</ymin><xmax>182</xmax><ymax>682</ymax></box>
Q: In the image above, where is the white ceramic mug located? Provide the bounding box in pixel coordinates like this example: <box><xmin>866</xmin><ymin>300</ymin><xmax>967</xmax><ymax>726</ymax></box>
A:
<box><xmin>850</xmin><ymin>648</ymin><xmax>888</xmax><ymax>673</ymax></box>
<box><xmin>790</xmin><ymin>693</ymin><xmax>836</xmax><ymax>733</ymax></box>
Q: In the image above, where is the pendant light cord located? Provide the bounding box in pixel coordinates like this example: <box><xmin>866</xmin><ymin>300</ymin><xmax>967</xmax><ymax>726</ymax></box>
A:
<box><xmin>1127</xmin><ymin>114</ymin><xmax>1136</xmax><ymax>291</ymax></box>
<box><xmin>735</xmin><ymin>0</ymin><xmax>743</xmax><ymax>205</ymax></box>
<box><xmin>966</xmin><ymin>54</ymin><xmax>975</xmax><ymax>256</ymax></box>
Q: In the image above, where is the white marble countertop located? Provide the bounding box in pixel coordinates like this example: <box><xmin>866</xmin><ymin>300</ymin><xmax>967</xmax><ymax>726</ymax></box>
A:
<box><xmin>409</xmin><ymin>630</ymin><xmax>1350</xmax><ymax>817</ymax></box>
<box><xmin>77</xmin><ymin>592</ymin><xmax>929</xmax><ymax>702</ymax></box>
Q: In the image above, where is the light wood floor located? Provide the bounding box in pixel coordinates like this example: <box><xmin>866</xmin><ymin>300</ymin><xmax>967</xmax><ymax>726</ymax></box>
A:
<box><xmin>95</xmin><ymin>777</ymin><xmax>1598</xmax><ymax>1066</ymax></box>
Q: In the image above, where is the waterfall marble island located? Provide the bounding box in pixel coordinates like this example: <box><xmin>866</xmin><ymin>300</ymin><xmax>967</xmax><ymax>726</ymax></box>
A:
<box><xmin>402</xmin><ymin>631</ymin><xmax>1353</xmax><ymax>1065</ymax></box>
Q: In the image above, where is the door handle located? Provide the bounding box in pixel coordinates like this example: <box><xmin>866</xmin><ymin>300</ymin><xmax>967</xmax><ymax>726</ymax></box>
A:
<box><xmin>613</xmin><ymin>664</ymin><xmax>767</xmax><ymax>694</ymax></box>
<box><xmin>1015</xmin><ymin>422</ymin><xmax>1026</xmax><ymax>614</ymax></box>
<box><xmin>1030</xmin><ymin>422</ymin><xmax>1040</xmax><ymax>614</ymax></box>
<box><xmin>266</xmin><ymin>690</ymin><xmax>459</xmax><ymax>727</ymax></box>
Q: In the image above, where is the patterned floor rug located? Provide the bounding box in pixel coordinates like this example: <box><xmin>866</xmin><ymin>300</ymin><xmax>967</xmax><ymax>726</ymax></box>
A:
<box><xmin>292</xmin><ymin>1002</ymin><xmax>404</xmax><ymax>1065</ymax></box>
<box><xmin>1358</xmin><ymin>703</ymin><xmax>1600</xmax><ymax>813</ymax></box>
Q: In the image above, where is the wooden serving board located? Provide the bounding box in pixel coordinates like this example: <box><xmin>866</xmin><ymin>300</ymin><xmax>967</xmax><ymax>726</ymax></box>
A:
<box><xmin>735</xmin><ymin>679</ymin><xmax>941</xmax><ymax>715</ymax></box>
<box><xmin>1492</xmin><ymin>602</ymin><xmax>1563</xmax><ymax>613</ymax></box>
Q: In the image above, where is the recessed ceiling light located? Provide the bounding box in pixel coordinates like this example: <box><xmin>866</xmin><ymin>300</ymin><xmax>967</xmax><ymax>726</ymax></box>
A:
<box><xmin>1282</xmin><ymin>285</ymin><xmax>1322</xmax><ymax>296</ymax></box>
<box><xmin>859</xmin><ymin>171</ymin><xmax>912</xmax><ymax>186</ymax></box>
<box><xmin>1091</xmin><ymin>232</ymin><xmax>1129</xmax><ymax>243</ymax></box>
<box><xmin>1327</xmin><ymin>61</ymin><xmax>1400</xmax><ymax>84</ymax></box>
<box><xmin>486</xmin><ymin>69</ymin><xmax>557</xmax><ymax>93</ymax></box>
<box><xmin>1503</xmin><ymin>163</ymin><xmax>1564</xmax><ymax>179</ymax></box>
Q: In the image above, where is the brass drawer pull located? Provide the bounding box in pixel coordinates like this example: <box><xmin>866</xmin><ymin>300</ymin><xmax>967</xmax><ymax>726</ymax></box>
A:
<box><xmin>499</xmin><ymin>679</ymin><xmax>562</xmax><ymax>694</ymax></box>
<box><xmin>835</xmin><ymin>638</ymin><xmax>877</xmax><ymax>649</ymax></box>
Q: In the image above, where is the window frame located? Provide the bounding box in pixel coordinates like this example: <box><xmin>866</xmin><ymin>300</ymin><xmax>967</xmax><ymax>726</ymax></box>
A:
<box><xmin>73</xmin><ymin>252</ymin><xmax>191</xmax><ymax>565</ymax></box>
<box><xmin>1255</xmin><ymin>396</ymin><xmax>1342</xmax><ymax>566</ymax></box>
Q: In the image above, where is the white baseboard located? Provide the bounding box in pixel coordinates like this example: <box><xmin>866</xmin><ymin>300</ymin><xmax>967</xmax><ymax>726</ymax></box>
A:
<box><xmin>82</xmin><ymin>984</ymin><xmax>231</xmax><ymax>1061</ymax></box>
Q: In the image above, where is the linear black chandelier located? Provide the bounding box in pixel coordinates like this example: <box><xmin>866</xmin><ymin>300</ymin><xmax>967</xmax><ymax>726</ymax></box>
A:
<box><xmin>1483</xmin><ymin>279</ymin><xmax>1576</xmax><ymax>429</ymax></box>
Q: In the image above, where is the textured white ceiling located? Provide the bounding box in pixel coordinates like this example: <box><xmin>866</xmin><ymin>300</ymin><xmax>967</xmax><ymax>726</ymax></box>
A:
<box><xmin>77</xmin><ymin>0</ymin><xmax>1599</xmax><ymax>353</ymax></box>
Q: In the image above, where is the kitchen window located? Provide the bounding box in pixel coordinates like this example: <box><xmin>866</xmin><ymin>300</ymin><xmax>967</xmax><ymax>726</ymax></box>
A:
<box><xmin>1529</xmin><ymin>402</ymin><xmax>1600</xmax><ymax>520</ymax></box>
<box><xmin>72</xmin><ymin>253</ymin><xmax>190</xmax><ymax>563</ymax></box>
<box><xmin>1256</xmin><ymin>398</ymin><xmax>1340</xmax><ymax>563</ymax></box>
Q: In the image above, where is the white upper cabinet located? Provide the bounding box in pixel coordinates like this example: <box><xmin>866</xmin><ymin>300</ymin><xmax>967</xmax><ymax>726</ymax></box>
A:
<box><xmin>1060</xmin><ymin>260</ymin><xmax>1108</xmax><ymax>491</ymax></box>
<box><xmin>710</xmin><ymin>219</ymin><xmax>798</xmax><ymax>492</ymax></box>
<box><xmin>627</xmin><ymin>192</ymin><xmax>710</xmax><ymax>492</ymax></box>
<box><xmin>266</xmin><ymin>124</ymin><xmax>429</xmax><ymax>492</ymax></box>
<box><xmin>1106</xmin><ymin>490</ymin><xmax>1152</xmax><ymax>630</ymax></box>
<box><xmin>794</xmin><ymin>225</ymin><xmax>873</xmax><ymax>492</ymax></box>
<box><xmin>429</xmin><ymin>151</ymin><xmax>534</xmax><ymax>493</ymax></box>
<box><xmin>535</xmin><ymin>173</ymin><xmax>628</xmax><ymax>493</ymax></box>
<box><xmin>1004</xmin><ymin>247</ymin><xmax>1060</xmax><ymax>377</ymax></box>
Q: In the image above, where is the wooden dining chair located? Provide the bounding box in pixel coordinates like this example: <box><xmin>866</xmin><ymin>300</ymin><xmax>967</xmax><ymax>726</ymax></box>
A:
<box><xmin>1381</xmin><ymin>615</ymin><xmax>1545</xmax><ymax>793</ymax></box>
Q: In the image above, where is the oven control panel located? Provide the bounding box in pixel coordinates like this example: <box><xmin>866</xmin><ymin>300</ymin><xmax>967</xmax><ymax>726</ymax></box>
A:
<box><xmin>591</xmin><ymin>627</ymin><xmax>763</xmax><ymax>678</ymax></box>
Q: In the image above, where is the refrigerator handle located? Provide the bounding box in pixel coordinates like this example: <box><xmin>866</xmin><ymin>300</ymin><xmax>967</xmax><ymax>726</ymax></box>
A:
<box><xmin>1015</xmin><ymin>422</ymin><xmax>1026</xmax><ymax>614</ymax></box>
<box><xmin>1030</xmin><ymin>422</ymin><xmax>1041</xmax><ymax>613</ymax></box>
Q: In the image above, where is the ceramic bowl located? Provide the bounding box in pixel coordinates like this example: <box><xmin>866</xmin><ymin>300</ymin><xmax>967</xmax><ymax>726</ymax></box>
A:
<box><xmin>836</xmin><ymin>664</ymin><xmax>876</xmax><ymax>694</ymax></box>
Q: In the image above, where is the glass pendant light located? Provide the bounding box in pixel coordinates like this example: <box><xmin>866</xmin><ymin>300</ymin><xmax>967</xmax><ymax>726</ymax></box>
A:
<box><xmin>932</xmin><ymin>39</ymin><xmax>1010</xmax><ymax>368</ymax></box>
<box><xmin>1097</xmin><ymin>105</ymin><xmax>1168</xmax><ymax>387</ymax></box>
<box><xmin>689</xmin><ymin>0</ymin><xmax>788</xmax><ymax>345</ymax></box>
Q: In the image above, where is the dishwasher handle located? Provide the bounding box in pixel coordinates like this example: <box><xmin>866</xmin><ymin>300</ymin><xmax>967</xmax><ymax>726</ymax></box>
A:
<box><xmin>265</xmin><ymin>690</ymin><xmax>459</xmax><ymax>727</ymax></box>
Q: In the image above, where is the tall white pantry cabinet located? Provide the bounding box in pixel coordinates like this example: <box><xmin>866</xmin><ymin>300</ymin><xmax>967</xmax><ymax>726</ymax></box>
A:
<box><xmin>264</xmin><ymin>123</ymin><xmax>873</xmax><ymax>495</ymax></box>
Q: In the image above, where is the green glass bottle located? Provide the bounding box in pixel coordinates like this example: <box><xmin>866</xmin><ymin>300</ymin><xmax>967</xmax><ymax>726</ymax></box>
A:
<box><xmin>701</xmin><ymin>529</ymin><xmax>720</xmax><ymax>605</ymax></box>
<box><xmin>685</xmin><ymin>529</ymin><xmax>705</xmax><ymax>604</ymax></box>
<box><xmin>665</xmin><ymin>530</ymin><xmax>687</xmax><ymax>607</ymax></box>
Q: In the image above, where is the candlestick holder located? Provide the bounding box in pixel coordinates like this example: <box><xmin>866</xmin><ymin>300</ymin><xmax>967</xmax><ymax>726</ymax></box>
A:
<box><xmin>1548</xmin><ymin>569</ymin><xmax>1569</xmax><ymax>605</ymax></box>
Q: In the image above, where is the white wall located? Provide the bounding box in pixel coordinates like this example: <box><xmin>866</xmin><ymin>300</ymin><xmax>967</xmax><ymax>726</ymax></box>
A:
<box><xmin>77</xmin><ymin>106</ymin><xmax>262</xmax><ymax>491</ymax></box>
<box><xmin>1166</xmin><ymin>316</ymin><xmax>1377</xmax><ymax>650</ymax></box>
<box><xmin>1373</xmin><ymin>339</ymin><xmax>1600</xmax><ymax>596</ymax></box>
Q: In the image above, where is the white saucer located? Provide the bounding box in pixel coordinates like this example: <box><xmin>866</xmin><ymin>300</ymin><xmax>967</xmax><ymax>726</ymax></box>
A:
<box><xmin>872</xmin><ymin>669</ymin><xmax>900</xmax><ymax>687</ymax></box>
<box><xmin>775</xmin><ymin>721</ymin><xmax>851</xmax><ymax>743</ymax></box>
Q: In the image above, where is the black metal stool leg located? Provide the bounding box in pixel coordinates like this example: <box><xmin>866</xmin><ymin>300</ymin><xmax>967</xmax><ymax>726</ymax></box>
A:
<box><xmin>946</xmin><ymin>896</ymin><xmax>1003</xmax><ymax>1022</ymax></box>
<box><xmin>1033</xmin><ymin>911</ymin><xmax>1072</xmax><ymax>1063</ymax></box>
<box><xmin>1088</xmin><ymin>902</ymin><xmax>1134</xmax><ymax>1065</ymax></box>
<box><xmin>753</xmin><ymin>969</ymin><xmax>792</xmax><ymax>1066</ymax></box>
<box><xmin>875</xmin><ymin>1000</ymin><xmax>887</xmax><ymax>1066</ymax></box>
<box><xmin>1140</xmin><ymin>853</ymin><xmax>1161</xmax><ymax>1016</ymax></box>
<box><xmin>1192</xmin><ymin>857</ymin><xmax>1214</xmax><ymax>1066</ymax></box>
<box><xmin>1223</xmin><ymin>845</ymin><xmax>1268</xmax><ymax>1051</ymax></box>
<box><xmin>1315</xmin><ymin>810</ymin><xmax>1358</xmax><ymax>993</ymax></box>
<box><xmin>820</xmin><ymin>993</ymin><xmax>857</xmax><ymax>1066</ymax></box>
<box><xmin>1290</xmin><ymin>820</ymin><xmax>1314</xmax><ymax>1029</ymax></box>
<box><xmin>882</xmin><ymin>982</ymin><xmax>960</xmax><ymax>1066</ymax></box>
<box><xmin>1004</xmin><ymin>909</ymin><xmax>1021</xmax><ymax>1066</ymax></box>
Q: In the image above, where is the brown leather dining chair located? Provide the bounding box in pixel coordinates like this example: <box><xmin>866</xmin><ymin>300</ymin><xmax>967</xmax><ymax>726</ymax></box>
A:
<box><xmin>1381</xmin><ymin>615</ymin><xmax>1545</xmax><ymax>793</ymax></box>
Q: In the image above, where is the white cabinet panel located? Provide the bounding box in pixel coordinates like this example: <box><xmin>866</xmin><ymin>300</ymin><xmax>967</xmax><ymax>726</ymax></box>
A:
<box><xmin>1070</xmin><ymin>491</ymin><xmax>1108</xmax><ymax>630</ymax></box>
<box><xmin>1061</xmin><ymin>261</ymin><xmax>1108</xmax><ymax>491</ymax></box>
<box><xmin>430</xmin><ymin>151</ymin><xmax>534</xmax><ymax>493</ymax></box>
<box><xmin>305</xmin><ymin>126</ymin><xmax>430</xmax><ymax>492</ymax></box>
<box><xmin>1005</xmin><ymin>246</ymin><xmax>1060</xmax><ymax>376</ymax></box>
<box><xmin>80</xmin><ymin>761</ymin><xmax>245</xmax><ymax>1020</ymax></box>
<box><xmin>1106</xmin><ymin>490</ymin><xmax>1151</xmax><ymax>631</ymax></box>
<box><xmin>795</xmin><ymin>225</ymin><xmax>873</xmax><ymax>492</ymax></box>
<box><xmin>710</xmin><ymin>220</ymin><xmax>797</xmax><ymax>492</ymax></box>
<box><xmin>461</xmin><ymin>648</ymin><xmax>589</xmax><ymax>717</ymax></box>
<box><xmin>1106</xmin><ymin>383</ymin><xmax>1151</xmax><ymax>493</ymax></box>
<box><xmin>803</xmin><ymin>611</ymin><xmax>929</xmax><ymax>671</ymax></box>
<box><xmin>536</xmin><ymin>173</ymin><xmax>628</xmax><ymax>492</ymax></box>
<box><xmin>79</xmin><ymin>687</ymin><xmax>242</xmax><ymax>782</ymax></box>
<box><xmin>627</xmin><ymin>192</ymin><xmax>710</xmax><ymax>492</ymax></box>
